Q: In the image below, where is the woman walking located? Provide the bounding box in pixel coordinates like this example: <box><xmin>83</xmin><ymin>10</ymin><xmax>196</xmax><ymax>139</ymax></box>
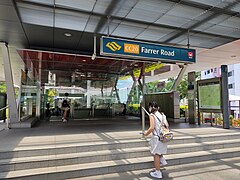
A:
<box><xmin>143</xmin><ymin>101</ymin><xmax>169</xmax><ymax>179</ymax></box>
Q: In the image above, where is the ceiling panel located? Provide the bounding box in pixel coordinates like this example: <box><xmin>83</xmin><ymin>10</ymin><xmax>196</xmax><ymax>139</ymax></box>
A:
<box><xmin>186</xmin><ymin>0</ymin><xmax>234</xmax><ymax>8</ymax></box>
<box><xmin>219</xmin><ymin>16</ymin><xmax>240</xmax><ymax>29</ymax></box>
<box><xmin>18</xmin><ymin>3</ymin><xmax>53</xmax><ymax>27</ymax></box>
<box><xmin>55</xmin><ymin>9</ymin><xmax>89</xmax><ymax>31</ymax></box>
<box><xmin>166</xmin><ymin>4</ymin><xmax>207</xmax><ymax>20</ymax></box>
<box><xmin>112</xmin><ymin>21</ymin><xmax>147</xmax><ymax>38</ymax></box>
<box><xmin>204</xmin><ymin>25</ymin><xmax>238</xmax><ymax>37</ymax></box>
<box><xmin>155</xmin><ymin>14</ymin><xmax>192</xmax><ymax>27</ymax></box>
<box><xmin>132</xmin><ymin>0</ymin><xmax>175</xmax><ymax>15</ymax></box>
<box><xmin>23</xmin><ymin>24</ymin><xmax>53</xmax><ymax>48</ymax></box>
<box><xmin>230</xmin><ymin>3</ymin><xmax>240</xmax><ymax>12</ymax></box>
<box><xmin>227</xmin><ymin>30</ymin><xmax>240</xmax><ymax>38</ymax></box>
<box><xmin>171</xmin><ymin>33</ymin><xmax>217</xmax><ymax>46</ymax></box>
<box><xmin>77</xmin><ymin>33</ymin><xmax>95</xmax><ymax>53</ymax></box>
<box><xmin>193</xmin><ymin>14</ymin><xmax>231</xmax><ymax>31</ymax></box>
<box><xmin>22</xmin><ymin>0</ymin><xmax>54</xmax><ymax>5</ymax></box>
<box><xmin>84</xmin><ymin>15</ymin><xmax>101</xmax><ymax>33</ymax></box>
<box><xmin>126</xmin><ymin>8</ymin><xmax>163</xmax><ymax>23</ymax></box>
<box><xmin>93</xmin><ymin>0</ymin><xmax>111</xmax><ymax>14</ymax></box>
<box><xmin>199</xmin><ymin>37</ymin><xmax>234</xmax><ymax>49</ymax></box>
<box><xmin>193</xmin><ymin>22</ymin><xmax>214</xmax><ymax>32</ymax></box>
<box><xmin>158</xmin><ymin>30</ymin><xmax>182</xmax><ymax>42</ymax></box>
<box><xmin>52</xmin><ymin>28</ymin><xmax>81</xmax><ymax>50</ymax></box>
<box><xmin>206</xmin><ymin>14</ymin><xmax>231</xmax><ymax>24</ymax></box>
<box><xmin>136</xmin><ymin>26</ymin><xmax>174</xmax><ymax>41</ymax></box>
<box><xmin>126</xmin><ymin>0</ymin><xmax>174</xmax><ymax>23</ymax></box>
<box><xmin>111</xmin><ymin>0</ymin><xmax>139</xmax><ymax>18</ymax></box>
<box><xmin>55</xmin><ymin>0</ymin><xmax>96</xmax><ymax>12</ymax></box>
<box><xmin>99</xmin><ymin>19</ymin><xmax>121</xmax><ymax>35</ymax></box>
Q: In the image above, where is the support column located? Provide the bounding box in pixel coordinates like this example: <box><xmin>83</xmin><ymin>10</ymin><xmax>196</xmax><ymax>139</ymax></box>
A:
<box><xmin>87</xmin><ymin>79</ymin><xmax>91</xmax><ymax>108</ymax></box>
<box><xmin>172</xmin><ymin>65</ymin><xmax>187</xmax><ymax>91</ymax></box>
<box><xmin>0</xmin><ymin>42</ymin><xmax>19</xmax><ymax>124</ymax></box>
<box><xmin>221</xmin><ymin>65</ymin><xmax>230</xmax><ymax>129</ymax></box>
<box><xmin>36</xmin><ymin>52</ymin><xmax>42</xmax><ymax>119</ymax></box>
<box><xmin>113</xmin><ymin>75</ymin><xmax>120</xmax><ymax>103</ymax></box>
<box><xmin>188</xmin><ymin>71</ymin><xmax>196</xmax><ymax>124</ymax></box>
<box><xmin>141</xmin><ymin>63</ymin><xmax>146</xmax><ymax>138</ymax></box>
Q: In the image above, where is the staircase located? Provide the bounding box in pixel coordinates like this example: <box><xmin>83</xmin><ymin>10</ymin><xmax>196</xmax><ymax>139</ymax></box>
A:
<box><xmin>0</xmin><ymin>128</ymin><xmax>240</xmax><ymax>179</ymax></box>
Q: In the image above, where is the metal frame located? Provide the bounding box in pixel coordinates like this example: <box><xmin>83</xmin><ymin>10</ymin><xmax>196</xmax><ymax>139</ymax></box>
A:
<box><xmin>0</xmin><ymin>42</ymin><xmax>19</xmax><ymax>125</ymax></box>
<box><xmin>171</xmin><ymin>65</ymin><xmax>188</xmax><ymax>91</ymax></box>
<box><xmin>14</xmin><ymin>0</ymin><xmax>239</xmax><ymax>44</ymax></box>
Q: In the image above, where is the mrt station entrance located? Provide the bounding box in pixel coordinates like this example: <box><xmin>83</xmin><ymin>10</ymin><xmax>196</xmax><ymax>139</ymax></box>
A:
<box><xmin>13</xmin><ymin>36</ymin><xmax>195</xmax><ymax>128</ymax></box>
<box><xmin>17</xmin><ymin>49</ymin><xmax>151</xmax><ymax>121</ymax></box>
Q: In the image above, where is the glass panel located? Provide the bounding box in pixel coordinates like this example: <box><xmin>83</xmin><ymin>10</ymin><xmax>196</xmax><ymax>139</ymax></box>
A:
<box><xmin>19</xmin><ymin>69</ymin><xmax>38</xmax><ymax>119</ymax></box>
<box><xmin>56</xmin><ymin>0</ymin><xmax>95</xmax><ymax>11</ymax></box>
<box><xmin>20</xmin><ymin>85</ymin><xmax>38</xmax><ymax>118</ymax></box>
<box><xmin>22</xmin><ymin>0</ymin><xmax>54</xmax><ymax>5</ymax></box>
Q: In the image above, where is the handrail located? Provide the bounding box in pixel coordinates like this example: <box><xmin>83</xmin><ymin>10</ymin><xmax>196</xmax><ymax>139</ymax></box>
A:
<box><xmin>0</xmin><ymin>105</ymin><xmax>9</xmax><ymax>111</ymax></box>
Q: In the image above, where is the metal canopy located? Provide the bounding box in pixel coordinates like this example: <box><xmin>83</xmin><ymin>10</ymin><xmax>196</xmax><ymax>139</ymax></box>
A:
<box><xmin>1</xmin><ymin>0</ymin><xmax>239</xmax><ymax>51</ymax></box>
<box><xmin>1</xmin><ymin>0</ymin><xmax>240</xmax><ymax>85</ymax></box>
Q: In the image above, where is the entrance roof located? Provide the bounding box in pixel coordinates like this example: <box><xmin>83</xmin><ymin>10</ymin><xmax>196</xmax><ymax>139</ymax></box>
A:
<box><xmin>17</xmin><ymin>49</ymin><xmax>152</xmax><ymax>86</ymax></box>
<box><xmin>1</xmin><ymin>1</ymin><xmax>240</xmax><ymax>85</ymax></box>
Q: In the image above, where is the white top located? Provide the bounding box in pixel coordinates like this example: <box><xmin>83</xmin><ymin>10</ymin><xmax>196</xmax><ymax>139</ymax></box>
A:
<box><xmin>149</xmin><ymin>111</ymin><xmax>168</xmax><ymax>155</ymax></box>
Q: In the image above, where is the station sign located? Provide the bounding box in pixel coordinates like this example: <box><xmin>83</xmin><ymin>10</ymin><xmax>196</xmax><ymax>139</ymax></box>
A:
<box><xmin>100</xmin><ymin>36</ymin><xmax>196</xmax><ymax>63</ymax></box>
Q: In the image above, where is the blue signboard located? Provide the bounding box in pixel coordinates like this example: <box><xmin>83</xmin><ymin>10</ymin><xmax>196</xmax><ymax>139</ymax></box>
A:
<box><xmin>100</xmin><ymin>36</ymin><xmax>196</xmax><ymax>63</ymax></box>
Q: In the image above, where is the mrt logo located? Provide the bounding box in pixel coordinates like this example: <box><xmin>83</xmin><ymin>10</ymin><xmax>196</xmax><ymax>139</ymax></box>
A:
<box><xmin>106</xmin><ymin>42</ymin><xmax>122</xmax><ymax>51</ymax></box>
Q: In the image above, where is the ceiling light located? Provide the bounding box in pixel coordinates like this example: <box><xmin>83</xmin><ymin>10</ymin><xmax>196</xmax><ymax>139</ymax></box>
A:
<box><xmin>82</xmin><ymin>59</ymin><xmax>86</xmax><ymax>62</ymax></box>
<box><xmin>64</xmin><ymin>32</ymin><xmax>72</xmax><ymax>37</ymax></box>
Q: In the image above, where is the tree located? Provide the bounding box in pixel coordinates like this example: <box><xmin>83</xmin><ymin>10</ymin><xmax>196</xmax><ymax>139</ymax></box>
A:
<box><xmin>145</xmin><ymin>72</ymin><xmax>201</xmax><ymax>100</ymax></box>
<box><xmin>0</xmin><ymin>82</ymin><xmax>6</xmax><ymax>93</ymax></box>
<box><xmin>177</xmin><ymin>75</ymin><xmax>188</xmax><ymax>100</ymax></box>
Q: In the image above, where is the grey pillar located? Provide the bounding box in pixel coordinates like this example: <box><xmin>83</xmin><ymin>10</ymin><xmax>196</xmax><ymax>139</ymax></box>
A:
<box><xmin>172</xmin><ymin>65</ymin><xmax>187</xmax><ymax>91</ymax></box>
<box><xmin>0</xmin><ymin>42</ymin><xmax>19</xmax><ymax>124</ymax></box>
<box><xmin>188</xmin><ymin>71</ymin><xmax>196</xmax><ymax>124</ymax></box>
<box><xmin>221</xmin><ymin>65</ymin><xmax>230</xmax><ymax>129</ymax></box>
<box><xmin>86</xmin><ymin>79</ymin><xmax>91</xmax><ymax>108</ymax></box>
<box><xmin>141</xmin><ymin>63</ymin><xmax>146</xmax><ymax>137</ymax></box>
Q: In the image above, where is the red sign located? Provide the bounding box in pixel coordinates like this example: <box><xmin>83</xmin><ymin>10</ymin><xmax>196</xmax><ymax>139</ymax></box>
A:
<box><xmin>188</xmin><ymin>52</ymin><xmax>193</xmax><ymax>59</ymax></box>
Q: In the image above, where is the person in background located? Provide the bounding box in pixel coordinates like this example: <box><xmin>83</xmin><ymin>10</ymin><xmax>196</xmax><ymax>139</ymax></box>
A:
<box><xmin>122</xmin><ymin>103</ymin><xmax>127</xmax><ymax>115</ymax></box>
<box><xmin>61</xmin><ymin>93</ymin><xmax>70</xmax><ymax>122</ymax></box>
<box><xmin>143</xmin><ymin>101</ymin><xmax>169</xmax><ymax>179</ymax></box>
<box><xmin>45</xmin><ymin>103</ymin><xmax>51</xmax><ymax>118</ymax></box>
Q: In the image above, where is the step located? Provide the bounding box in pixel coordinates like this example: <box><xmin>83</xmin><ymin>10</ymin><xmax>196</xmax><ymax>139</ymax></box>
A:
<box><xmin>1</xmin><ymin>131</ymin><xmax>240</xmax><ymax>160</ymax></box>
<box><xmin>68</xmin><ymin>157</ymin><xmax>240</xmax><ymax>180</ymax></box>
<box><xmin>0</xmin><ymin>147</ymin><xmax>149</xmax><ymax>172</ymax></box>
<box><xmin>0</xmin><ymin>147</ymin><xmax>239</xmax><ymax>179</ymax></box>
<box><xmin>1</xmin><ymin>138</ymin><xmax>240</xmax><ymax>172</ymax></box>
<box><xmin>0</xmin><ymin>138</ymin><xmax>149</xmax><ymax>160</ymax></box>
<box><xmin>169</xmin><ymin>131</ymin><xmax>240</xmax><ymax>145</ymax></box>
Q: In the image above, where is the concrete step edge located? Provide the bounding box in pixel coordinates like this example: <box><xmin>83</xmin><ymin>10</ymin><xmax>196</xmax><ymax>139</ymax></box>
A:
<box><xmin>67</xmin><ymin>156</ymin><xmax>240</xmax><ymax>180</ymax></box>
<box><xmin>1</xmin><ymin>131</ymin><xmax>240</xmax><ymax>154</ymax></box>
<box><xmin>1</xmin><ymin>147</ymin><xmax>240</xmax><ymax>179</ymax></box>
<box><xmin>1</xmin><ymin>137</ymin><xmax>240</xmax><ymax>161</ymax></box>
<box><xmin>2</xmin><ymin>131</ymin><xmax>240</xmax><ymax>152</ymax></box>
<box><xmin>1</xmin><ymin>138</ymin><xmax>240</xmax><ymax>165</ymax></box>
